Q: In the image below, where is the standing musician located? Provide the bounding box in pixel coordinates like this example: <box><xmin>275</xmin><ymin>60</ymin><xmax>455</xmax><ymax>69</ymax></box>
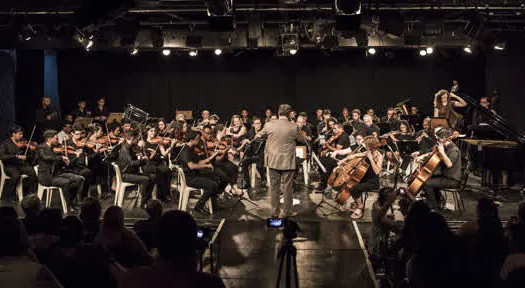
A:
<box><xmin>37</xmin><ymin>130</ymin><xmax>84</xmax><ymax>214</ymax></box>
<box><xmin>239</xmin><ymin>117</ymin><xmax>266</xmax><ymax>189</ymax></box>
<box><xmin>93</xmin><ymin>97</ymin><xmax>109</xmax><ymax>124</ymax></box>
<box><xmin>335</xmin><ymin>136</ymin><xmax>383</xmax><ymax>219</ymax></box>
<box><xmin>0</xmin><ymin>125</ymin><xmax>38</xmax><ymax>197</ymax></box>
<box><xmin>66</xmin><ymin>125</ymin><xmax>93</xmax><ymax>200</ymax></box>
<box><xmin>227</xmin><ymin>115</ymin><xmax>247</xmax><ymax>149</ymax></box>
<box><xmin>413</xmin><ymin>128</ymin><xmax>461</xmax><ymax>211</ymax></box>
<box><xmin>317</xmin><ymin>123</ymin><xmax>351</xmax><ymax>191</ymax></box>
<box><xmin>116</xmin><ymin>131</ymin><xmax>156</xmax><ymax>208</ymax></box>
<box><xmin>71</xmin><ymin>99</ymin><xmax>92</xmax><ymax>121</ymax></box>
<box><xmin>358</xmin><ymin>115</ymin><xmax>380</xmax><ymax>137</ymax></box>
<box><xmin>142</xmin><ymin>126</ymin><xmax>174</xmax><ymax>202</ymax></box>
<box><xmin>36</xmin><ymin>96</ymin><xmax>60</xmax><ymax>138</ymax></box>
<box><xmin>200</xmin><ymin>125</ymin><xmax>243</xmax><ymax>196</ymax></box>
<box><xmin>178</xmin><ymin>130</ymin><xmax>222</xmax><ymax>216</ymax></box>
<box><xmin>433</xmin><ymin>89</ymin><xmax>467</xmax><ymax>130</ymax></box>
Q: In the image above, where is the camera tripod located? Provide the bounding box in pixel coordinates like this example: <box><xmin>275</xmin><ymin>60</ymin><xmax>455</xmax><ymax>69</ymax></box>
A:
<box><xmin>276</xmin><ymin>238</ymin><xmax>299</xmax><ymax>288</ymax></box>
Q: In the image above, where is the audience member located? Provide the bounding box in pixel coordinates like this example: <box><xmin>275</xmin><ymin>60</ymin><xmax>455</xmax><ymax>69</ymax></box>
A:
<box><xmin>133</xmin><ymin>199</ymin><xmax>163</xmax><ymax>252</ymax></box>
<box><xmin>79</xmin><ymin>197</ymin><xmax>102</xmax><ymax>243</ymax></box>
<box><xmin>0</xmin><ymin>216</ymin><xmax>62</xmax><ymax>287</ymax></box>
<box><xmin>94</xmin><ymin>206</ymin><xmax>152</xmax><ymax>268</ymax></box>
<box><xmin>30</xmin><ymin>208</ymin><xmax>62</xmax><ymax>265</ymax></box>
<box><xmin>119</xmin><ymin>210</ymin><xmax>225</xmax><ymax>288</ymax></box>
<box><xmin>20</xmin><ymin>194</ymin><xmax>43</xmax><ymax>235</ymax></box>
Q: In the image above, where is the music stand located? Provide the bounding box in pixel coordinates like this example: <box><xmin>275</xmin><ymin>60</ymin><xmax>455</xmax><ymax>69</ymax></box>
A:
<box><xmin>378</xmin><ymin>123</ymin><xmax>392</xmax><ymax>135</ymax></box>
<box><xmin>430</xmin><ymin>118</ymin><xmax>449</xmax><ymax>129</ymax></box>
<box><xmin>124</xmin><ymin>104</ymin><xmax>149</xmax><ymax>125</ymax></box>
<box><xmin>176</xmin><ymin>110</ymin><xmax>193</xmax><ymax>120</ymax></box>
<box><xmin>396</xmin><ymin>140</ymin><xmax>418</xmax><ymax>156</ymax></box>
<box><xmin>75</xmin><ymin>117</ymin><xmax>93</xmax><ymax>129</ymax></box>
<box><xmin>107</xmin><ymin>113</ymin><xmax>124</xmax><ymax>124</ymax></box>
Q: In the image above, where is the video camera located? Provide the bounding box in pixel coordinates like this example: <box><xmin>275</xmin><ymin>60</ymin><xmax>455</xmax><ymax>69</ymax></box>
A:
<box><xmin>266</xmin><ymin>217</ymin><xmax>300</xmax><ymax>240</ymax></box>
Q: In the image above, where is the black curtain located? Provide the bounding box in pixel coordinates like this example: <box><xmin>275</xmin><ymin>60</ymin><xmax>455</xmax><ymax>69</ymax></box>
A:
<box><xmin>56</xmin><ymin>49</ymin><xmax>485</xmax><ymax>121</ymax></box>
<box><xmin>15</xmin><ymin>50</ymin><xmax>44</xmax><ymax>132</ymax></box>
<box><xmin>0</xmin><ymin>50</ymin><xmax>16</xmax><ymax>138</ymax></box>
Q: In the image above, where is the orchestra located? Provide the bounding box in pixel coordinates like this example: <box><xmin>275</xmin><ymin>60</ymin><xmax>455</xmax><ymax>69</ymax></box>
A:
<box><xmin>3</xmin><ymin>80</ymin><xmax>497</xmax><ymax>219</ymax></box>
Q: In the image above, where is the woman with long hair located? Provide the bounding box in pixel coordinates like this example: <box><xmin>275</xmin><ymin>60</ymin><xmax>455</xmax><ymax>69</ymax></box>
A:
<box><xmin>433</xmin><ymin>89</ymin><xmax>467</xmax><ymax>129</ymax></box>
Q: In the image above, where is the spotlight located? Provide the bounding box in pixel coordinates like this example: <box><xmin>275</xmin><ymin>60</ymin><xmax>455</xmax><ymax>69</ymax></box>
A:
<box><xmin>464</xmin><ymin>46</ymin><xmax>473</xmax><ymax>54</ymax></box>
<box><xmin>419</xmin><ymin>49</ymin><xmax>427</xmax><ymax>56</ymax></box>
<box><xmin>131</xmin><ymin>48</ymin><xmax>139</xmax><ymax>55</ymax></box>
<box><xmin>493</xmin><ymin>41</ymin><xmax>506</xmax><ymax>51</ymax></box>
<box><xmin>86</xmin><ymin>40</ymin><xmax>94</xmax><ymax>50</ymax></box>
<box><xmin>162</xmin><ymin>49</ymin><xmax>171</xmax><ymax>56</ymax></box>
<box><xmin>19</xmin><ymin>24</ymin><xmax>36</xmax><ymax>41</ymax></box>
<box><xmin>214</xmin><ymin>48</ymin><xmax>222</xmax><ymax>56</ymax></box>
<box><xmin>426</xmin><ymin>47</ymin><xmax>434</xmax><ymax>54</ymax></box>
<box><xmin>289</xmin><ymin>48</ymin><xmax>298</xmax><ymax>55</ymax></box>
<box><xmin>367</xmin><ymin>47</ymin><xmax>376</xmax><ymax>55</ymax></box>
<box><xmin>189</xmin><ymin>50</ymin><xmax>198</xmax><ymax>57</ymax></box>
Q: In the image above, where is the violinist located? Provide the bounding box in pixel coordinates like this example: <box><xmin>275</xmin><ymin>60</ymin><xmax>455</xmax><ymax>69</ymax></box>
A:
<box><xmin>296</xmin><ymin>115</ymin><xmax>313</xmax><ymax>143</ymax></box>
<box><xmin>143</xmin><ymin>126</ymin><xmax>174</xmax><ymax>202</ymax></box>
<box><xmin>57</xmin><ymin>121</ymin><xmax>73</xmax><ymax>145</ymax></box>
<box><xmin>37</xmin><ymin>130</ymin><xmax>85</xmax><ymax>214</ymax></box>
<box><xmin>209</xmin><ymin>114</ymin><xmax>220</xmax><ymax>130</ymax></box>
<box><xmin>347</xmin><ymin>109</ymin><xmax>364</xmax><ymax>135</ymax></box>
<box><xmin>264</xmin><ymin>108</ymin><xmax>273</xmax><ymax>123</ymax></box>
<box><xmin>335</xmin><ymin>136</ymin><xmax>383</xmax><ymax>219</ymax></box>
<box><xmin>298</xmin><ymin>112</ymin><xmax>315</xmax><ymax>138</ymax></box>
<box><xmin>312</xmin><ymin>108</ymin><xmax>324</xmax><ymax>130</ymax></box>
<box><xmin>66</xmin><ymin>125</ymin><xmax>93</xmax><ymax>200</ymax></box>
<box><xmin>195</xmin><ymin>110</ymin><xmax>211</xmax><ymax>129</ymax></box>
<box><xmin>85</xmin><ymin>124</ymin><xmax>111</xmax><ymax>199</ymax></box>
<box><xmin>201</xmin><ymin>125</ymin><xmax>243</xmax><ymax>196</ymax></box>
<box><xmin>116</xmin><ymin>130</ymin><xmax>155</xmax><ymax>208</ymax></box>
<box><xmin>384</xmin><ymin>121</ymin><xmax>415</xmax><ymax>170</ymax></box>
<box><xmin>316</xmin><ymin>109</ymin><xmax>332</xmax><ymax>136</ymax></box>
<box><xmin>317</xmin><ymin>123</ymin><xmax>351</xmax><ymax>192</ymax></box>
<box><xmin>157</xmin><ymin>119</ymin><xmax>174</xmax><ymax>138</ymax></box>
<box><xmin>227</xmin><ymin>115</ymin><xmax>247</xmax><ymax>149</ymax></box>
<box><xmin>121</xmin><ymin>119</ymin><xmax>133</xmax><ymax>135</ymax></box>
<box><xmin>239</xmin><ymin>117</ymin><xmax>267</xmax><ymax>189</ymax></box>
<box><xmin>0</xmin><ymin>125</ymin><xmax>38</xmax><ymax>197</ymax></box>
<box><xmin>108</xmin><ymin>122</ymin><xmax>123</xmax><ymax>144</ymax></box>
<box><xmin>412</xmin><ymin>128</ymin><xmax>461</xmax><ymax>211</ymax></box>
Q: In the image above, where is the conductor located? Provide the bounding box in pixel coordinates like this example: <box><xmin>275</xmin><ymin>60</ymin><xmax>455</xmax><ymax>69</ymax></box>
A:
<box><xmin>254</xmin><ymin>104</ymin><xmax>305</xmax><ymax>218</ymax></box>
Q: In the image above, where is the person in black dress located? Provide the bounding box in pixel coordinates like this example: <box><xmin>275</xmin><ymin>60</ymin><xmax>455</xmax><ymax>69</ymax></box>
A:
<box><xmin>142</xmin><ymin>126</ymin><xmax>174</xmax><ymax>202</ymax></box>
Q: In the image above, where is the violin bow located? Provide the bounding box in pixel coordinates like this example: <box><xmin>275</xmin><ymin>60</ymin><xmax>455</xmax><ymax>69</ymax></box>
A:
<box><xmin>24</xmin><ymin>125</ymin><xmax>36</xmax><ymax>157</ymax></box>
<box><xmin>105</xmin><ymin>121</ymin><xmax>114</xmax><ymax>149</ymax></box>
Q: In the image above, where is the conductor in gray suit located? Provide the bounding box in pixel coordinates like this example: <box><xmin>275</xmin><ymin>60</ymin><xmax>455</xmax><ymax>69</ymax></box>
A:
<box><xmin>254</xmin><ymin>104</ymin><xmax>305</xmax><ymax>217</ymax></box>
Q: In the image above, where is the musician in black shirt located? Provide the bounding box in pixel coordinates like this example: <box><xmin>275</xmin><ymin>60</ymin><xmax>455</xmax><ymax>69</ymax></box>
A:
<box><xmin>116</xmin><ymin>131</ymin><xmax>155</xmax><ymax>207</ymax></box>
<box><xmin>239</xmin><ymin>117</ymin><xmax>266</xmax><ymax>188</ymax></box>
<box><xmin>318</xmin><ymin>123</ymin><xmax>351</xmax><ymax>191</ymax></box>
<box><xmin>71</xmin><ymin>99</ymin><xmax>91</xmax><ymax>121</ymax></box>
<box><xmin>414</xmin><ymin>118</ymin><xmax>436</xmax><ymax>154</ymax></box>
<box><xmin>36</xmin><ymin>96</ymin><xmax>60</xmax><ymax>140</ymax></box>
<box><xmin>358</xmin><ymin>115</ymin><xmax>380</xmax><ymax>137</ymax></box>
<box><xmin>93</xmin><ymin>97</ymin><xmax>109</xmax><ymax>124</ymax></box>
<box><xmin>0</xmin><ymin>125</ymin><xmax>38</xmax><ymax>197</ymax></box>
<box><xmin>415</xmin><ymin>128</ymin><xmax>461</xmax><ymax>211</ymax></box>
<box><xmin>178</xmin><ymin>131</ymin><xmax>221</xmax><ymax>216</ymax></box>
<box><xmin>142</xmin><ymin>126</ymin><xmax>173</xmax><ymax>202</ymax></box>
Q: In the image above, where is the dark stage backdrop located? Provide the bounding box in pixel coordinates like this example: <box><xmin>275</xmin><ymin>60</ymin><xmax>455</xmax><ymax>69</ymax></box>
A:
<box><xmin>15</xmin><ymin>50</ymin><xmax>44</xmax><ymax>131</ymax></box>
<box><xmin>56</xmin><ymin>50</ymin><xmax>485</xmax><ymax>121</ymax></box>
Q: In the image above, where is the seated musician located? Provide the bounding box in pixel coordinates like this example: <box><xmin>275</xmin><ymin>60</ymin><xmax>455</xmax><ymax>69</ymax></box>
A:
<box><xmin>197</xmin><ymin>110</ymin><xmax>211</xmax><ymax>127</ymax></box>
<box><xmin>71</xmin><ymin>99</ymin><xmax>91</xmax><ymax>121</ymax></box>
<box><xmin>209</xmin><ymin>114</ymin><xmax>220</xmax><ymax>130</ymax></box>
<box><xmin>57</xmin><ymin>121</ymin><xmax>73</xmax><ymax>145</ymax></box>
<box><xmin>178</xmin><ymin>130</ymin><xmax>222</xmax><ymax>216</ymax></box>
<box><xmin>0</xmin><ymin>125</ymin><xmax>38</xmax><ymax>197</ymax></box>
<box><xmin>414</xmin><ymin>128</ymin><xmax>461</xmax><ymax>211</ymax></box>
<box><xmin>381</xmin><ymin>107</ymin><xmax>400</xmax><ymax>131</ymax></box>
<box><xmin>121</xmin><ymin>119</ymin><xmax>133</xmax><ymax>135</ymax></box>
<box><xmin>93</xmin><ymin>97</ymin><xmax>109</xmax><ymax>124</ymax></box>
<box><xmin>433</xmin><ymin>89</ymin><xmax>467</xmax><ymax>130</ymax></box>
<box><xmin>239</xmin><ymin>117</ymin><xmax>266</xmax><ymax>188</ymax></box>
<box><xmin>157</xmin><ymin>119</ymin><xmax>174</xmax><ymax>138</ymax></box>
<box><xmin>385</xmin><ymin>121</ymin><xmax>415</xmax><ymax>165</ymax></box>
<box><xmin>108</xmin><ymin>122</ymin><xmax>123</xmax><ymax>144</ymax></box>
<box><xmin>317</xmin><ymin>123</ymin><xmax>351</xmax><ymax>192</ymax></box>
<box><xmin>117</xmin><ymin>131</ymin><xmax>155</xmax><ymax>208</ymax></box>
<box><xmin>472</xmin><ymin>97</ymin><xmax>494</xmax><ymax>125</ymax></box>
<box><xmin>312</xmin><ymin>108</ymin><xmax>324</xmax><ymax>129</ymax></box>
<box><xmin>37</xmin><ymin>130</ymin><xmax>85</xmax><ymax>214</ymax></box>
<box><xmin>336</xmin><ymin>136</ymin><xmax>383</xmax><ymax>219</ymax></box>
<box><xmin>414</xmin><ymin>118</ymin><xmax>436</xmax><ymax>154</ymax></box>
<box><xmin>263</xmin><ymin>108</ymin><xmax>273</xmax><ymax>123</ymax></box>
<box><xmin>316</xmin><ymin>109</ymin><xmax>332</xmax><ymax>136</ymax></box>
<box><xmin>296</xmin><ymin>115</ymin><xmax>313</xmax><ymax>143</ymax></box>
<box><xmin>227</xmin><ymin>115</ymin><xmax>247</xmax><ymax>149</ymax></box>
<box><xmin>357</xmin><ymin>115</ymin><xmax>380</xmax><ymax>137</ymax></box>
<box><xmin>85</xmin><ymin>124</ymin><xmax>111</xmax><ymax>199</ymax></box>
<box><xmin>298</xmin><ymin>112</ymin><xmax>315</xmax><ymax>138</ymax></box>
<box><xmin>346</xmin><ymin>109</ymin><xmax>364</xmax><ymax>135</ymax></box>
<box><xmin>143</xmin><ymin>126</ymin><xmax>175</xmax><ymax>203</ymax></box>
<box><xmin>339</xmin><ymin>107</ymin><xmax>350</xmax><ymax>124</ymax></box>
<box><xmin>66</xmin><ymin>125</ymin><xmax>93</xmax><ymax>200</ymax></box>
<box><xmin>366</xmin><ymin>108</ymin><xmax>380</xmax><ymax>123</ymax></box>
<box><xmin>410</xmin><ymin>106</ymin><xmax>423</xmax><ymax>131</ymax></box>
<box><xmin>201</xmin><ymin>125</ymin><xmax>243</xmax><ymax>196</ymax></box>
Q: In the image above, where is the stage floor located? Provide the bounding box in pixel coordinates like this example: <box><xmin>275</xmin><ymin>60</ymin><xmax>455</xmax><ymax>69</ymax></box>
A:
<box><xmin>1</xmin><ymin>172</ymin><xmax>523</xmax><ymax>287</ymax></box>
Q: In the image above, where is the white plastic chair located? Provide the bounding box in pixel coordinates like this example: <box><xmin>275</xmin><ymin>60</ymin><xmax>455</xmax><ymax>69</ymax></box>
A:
<box><xmin>0</xmin><ymin>160</ymin><xmax>27</xmax><ymax>201</ymax></box>
<box><xmin>174</xmin><ymin>165</ymin><xmax>212</xmax><ymax>214</ymax></box>
<box><xmin>111</xmin><ymin>162</ymin><xmax>141</xmax><ymax>208</ymax></box>
<box><xmin>34</xmin><ymin>166</ymin><xmax>68</xmax><ymax>215</ymax></box>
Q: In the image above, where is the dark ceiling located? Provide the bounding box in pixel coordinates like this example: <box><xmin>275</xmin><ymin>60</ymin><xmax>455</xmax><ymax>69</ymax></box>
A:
<box><xmin>1</xmin><ymin>1</ymin><xmax>524</xmax><ymax>51</ymax></box>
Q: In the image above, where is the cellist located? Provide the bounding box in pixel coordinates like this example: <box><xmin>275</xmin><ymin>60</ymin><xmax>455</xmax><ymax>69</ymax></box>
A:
<box><xmin>317</xmin><ymin>123</ymin><xmax>351</xmax><ymax>192</ymax></box>
<box><xmin>412</xmin><ymin>128</ymin><xmax>461</xmax><ymax>211</ymax></box>
<box><xmin>335</xmin><ymin>136</ymin><xmax>383</xmax><ymax>219</ymax></box>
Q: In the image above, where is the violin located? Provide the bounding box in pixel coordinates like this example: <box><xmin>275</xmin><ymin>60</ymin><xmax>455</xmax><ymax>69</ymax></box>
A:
<box><xmin>321</xmin><ymin>130</ymin><xmax>343</xmax><ymax>157</ymax></box>
<box><xmin>150</xmin><ymin>136</ymin><xmax>172</xmax><ymax>146</ymax></box>
<box><xmin>15</xmin><ymin>139</ymin><xmax>37</xmax><ymax>150</ymax></box>
<box><xmin>53</xmin><ymin>146</ymin><xmax>78</xmax><ymax>155</ymax></box>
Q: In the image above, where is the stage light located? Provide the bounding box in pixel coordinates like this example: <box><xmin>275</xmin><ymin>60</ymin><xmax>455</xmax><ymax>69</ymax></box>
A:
<box><xmin>426</xmin><ymin>47</ymin><xmax>434</xmax><ymax>54</ymax></box>
<box><xmin>289</xmin><ymin>48</ymin><xmax>298</xmax><ymax>55</ymax></box>
<box><xmin>419</xmin><ymin>49</ymin><xmax>427</xmax><ymax>56</ymax></box>
<box><xmin>131</xmin><ymin>48</ymin><xmax>139</xmax><ymax>55</ymax></box>
<box><xmin>367</xmin><ymin>47</ymin><xmax>376</xmax><ymax>55</ymax></box>
<box><xmin>189</xmin><ymin>50</ymin><xmax>198</xmax><ymax>57</ymax></box>
<box><xmin>162</xmin><ymin>49</ymin><xmax>171</xmax><ymax>56</ymax></box>
<box><xmin>86</xmin><ymin>40</ymin><xmax>94</xmax><ymax>50</ymax></box>
<box><xmin>19</xmin><ymin>24</ymin><xmax>36</xmax><ymax>41</ymax></box>
<box><xmin>464</xmin><ymin>46</ymin><xmax>473</xmax><ymax>54</ymax></box>
<box><xmin>214</xmin><ymin>48</ymin><xmax>222</xmax><ymax>56</ymax></box>
<box><xmin>494</xmin><ymin>41</ymin><xmax>506</xmax><ymax>51</ymax></box>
